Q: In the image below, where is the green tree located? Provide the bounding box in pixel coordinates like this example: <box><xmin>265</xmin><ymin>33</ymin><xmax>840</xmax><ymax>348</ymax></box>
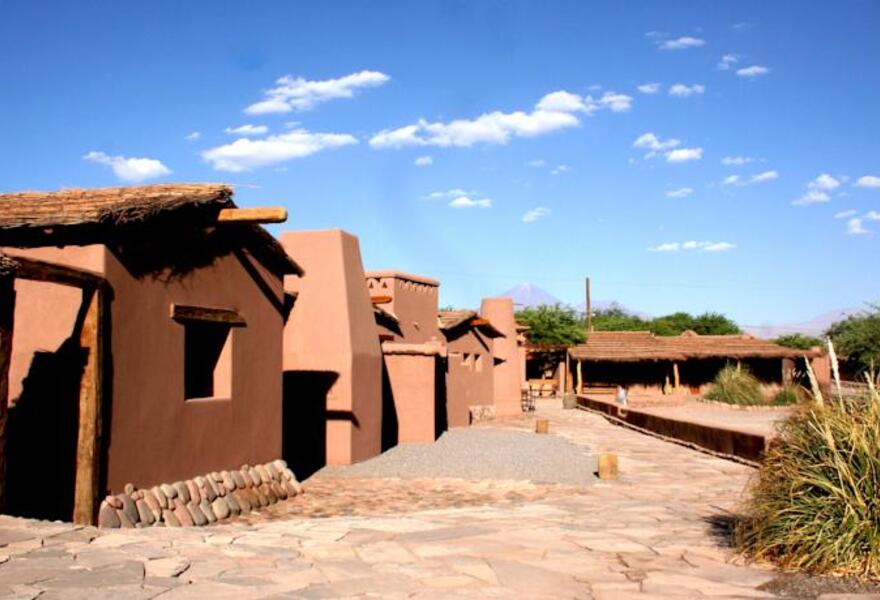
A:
<box><xmin>826</xmin><ymin>304</ymin><xmax>880</xmax><ymax>373</ymax></box>
<box><xmin>774</xmin><ymin>333</ymin><xmax>823</xmax><ymax>350</ymax></box>
<box><xmin>515</xmin><ymin>304</ymin><xmax>585</xmax><ymax>347</ymax></box>
<box><xmin>649</xmin><ymin>311</ymin><xmax>740</xmax><ymax>336</ymax></box>
<box><xmin>592</xmin><ymin>306</ymin><xmax>650</xmax><ymax>331</ymax></box>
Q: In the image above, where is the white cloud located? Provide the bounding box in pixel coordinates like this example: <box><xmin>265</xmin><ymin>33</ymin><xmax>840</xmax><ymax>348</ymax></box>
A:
<box><xmin>721</xmin><ymin>175</ymin><xmax>741</xmax><ymax>186</ymax></box>
<box><xmin>414</xmin><ymin>155</ymin><xmax>433</xmax><ymax>167</ymax></box>
<box><xmin>526</xmin><ymin>159</ymin><xmax>547</xmax><ymax>167</ymax></box>
<box><xmin>370</xmin><ymin>89</ymin><xmax>630</xmax><ymax>149</ymax></box>
<box><xmin>244</xmin><ymin>70</ymin><xmax>390</xmax><ymax>115</ymax></box>
<box><xmin>810</xmin><ymin>173</ymin><xmax>842</xmax><ymax>191</ymax></box>
<box><xmin>750</xmin><ymin>170</ymin><xmax>779</xmax><ymax>183</ymax></box>
<box><xmin>633</xmin><ymin>132</ymin><xmax>681</xmax><ymax>158</ymax></box>
<box><xmin>721</xmin><ymin>155</ymin><xmax>753</xmax><ymax>166</ymax></box>
<box><xmin>83</xmin><ymin>151</ymin><xmax>171</xmax><ymax>182</ymax></box>
<box><xmin>449</xmin><ymin>195</ymin><xmax>492</xmax><ymax>209</ymax></box>
<box><xmin>650</xmin><ymin>240</ymin><xmax>734</xmax><ymax>252</ymax></box>
<box><xmin>736</xmin><ymin>65</ymin><xmax>770</xmax><ymax>78</ymax></box>
<box><xmin>717</xmin><ymin>54</ymin><xmax>739</xmax><ymax>70</ymax></box>
<box><xmin>427</xmin><ymin>188</ymin><xmax>474</xmax><ymax>199</ymax></box>
<box><xmin>224</xmin><ymin>124</ymin><xmax>268</xmax><ymax>136</ymax></box>
<box><xmin>638</xmin><ymin>82</ymin><xmax>661</xmax><ymax>94</ymax></box>
<box><xmin>866</xmin><ymin>210</ymin><xmax>880</xmax><ymax>220</ymax></box>
<box><xmin>522</xmin><ymin>207</ymin><xmax>550</xmax><ymax>223</ymax></box>
<box><xmin>599</xmin><ymin>91</ymin><xmax>633</xmax><ymax>112</ymax></box>
<box><xmin>666</xmin><ymin>187</ymin><xmax>693</xmax><ymax>198</ymax></box>
<box><xmin>666</xmin><ymin>147</ymin><xmax>703</xmax><ymax>163</ymax></box>
<box><xmin>201</xmin><ymin>129</ymin><xmax>357</xmax><ymax>172</ymax></box>
<box><xmin>855</xmin><ymin>175</ymin><xmax>880</xmax><ymax>188</ymax></box>
<box><xmin>551</xmin><ymin>164</ymin><xmax>570</xmax><ymax>175</ymax></box>
<box><xmin>659</xmin><ymin>36</ymin><xmax>706</xmax><ymax>50</ymax></box>
<box><xmin>847</xmin><ymin>218</ymin><xmax>869</xmax><ymax>235</ymax></box>
<box><xmin>733</xmin><ymin>22</ymin><xmax>752</xmax><ymax>31</ymax></box>
<box><xmin>794</xmin><ymin>190</ymin><xmax>831</xmax><ymax>206</ymax></box>
<box><xmin>184</xmin><ymin>131</ymin><xmax>201</xmax><ymax>141</ymax></box>
<box><xmin>668</xmin><ymin>83</ymin><xmax>705</xmax><ymax>97</ymax></box>
<box><xmin>834</xmin><ymin>209</ymin><xmax>858</xmax><ymax>219</ymax></box>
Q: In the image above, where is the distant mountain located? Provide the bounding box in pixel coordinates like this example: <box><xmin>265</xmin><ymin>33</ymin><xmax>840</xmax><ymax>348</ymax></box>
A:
<box><xmin>745</xmin><ymin>307</ymin><xmax>863</xmax><ymax>339</ymax></box>
<box><xmin>500</xmin><ymin>283</ymin><xmax>561</xmax><ymax>308</ymax></box>
<box><xmin>499</xmin><ymin>283</ymin><xmax>650</xmax><ymax>318</ymax></box>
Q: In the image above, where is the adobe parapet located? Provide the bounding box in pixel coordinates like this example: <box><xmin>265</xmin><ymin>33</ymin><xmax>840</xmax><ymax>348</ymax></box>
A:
<box><xmin>365</xmin><ymin>270</ymin><xmax>440</xmax><ymax>288</ymax></box>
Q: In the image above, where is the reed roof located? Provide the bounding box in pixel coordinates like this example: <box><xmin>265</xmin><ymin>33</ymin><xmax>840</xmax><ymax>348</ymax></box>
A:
<box><xmin>568</xmin><ymin>330</ymin><xmax>819</xmax><ymax>362</ymax></box>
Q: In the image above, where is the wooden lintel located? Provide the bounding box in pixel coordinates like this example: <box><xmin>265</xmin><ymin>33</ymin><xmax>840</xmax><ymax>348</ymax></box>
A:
<box><xmin>378</xmin><ymin>333</ymin><xmax>395</xmax><ymax>342</ymax></box>
<box><xmin>370</xmin><ymin>295</ymin><xmax>392</xmax><ymax>305</ymax></box>
<box><xmin>171</xmin><ymin>304</ymin><xmax>246</xmax><ymax>327</ymax></box>
<box><xmin>470</xmin><ymin>318</ymin><xmax>490</xmax><ymax>327</ymax></box>
<box><xmin>217</xmin><ymin>207</ymin><xmax>287</xmax><ymax>224</ymax></box>
<box><xmin>10</xmin><ymin>255</ymin><xmax>106</xmax><ymax>289</ymax></box>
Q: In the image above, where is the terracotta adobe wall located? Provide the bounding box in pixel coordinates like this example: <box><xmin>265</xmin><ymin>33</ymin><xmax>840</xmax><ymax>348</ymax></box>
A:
<box><xmin>4</xmin><ymin>242</ymin><xmax>284</xmax><ymax>497</ymax></box>
<box><xmin>365</xmin><ymin>271</ymin><xmax>441</xmax><ymax>344</ymax></box>
<box><xmin>281</xmin><ymin>230</ymin><xmax>382</xmax><ymax>473</ymax></box>
<box><xmin>480</xmin><ymin>297</ymin><xmax>522</xmax><ymax>417</ymax></box>
<box><xmin>381</xmin><ymin>342</ymin><xmax>445</xmax><ymax>443</ymax></box>
<box><xmin>443</xmin><ymin>327</ymin><xmax>495</xmax><ymax>428</ymax></box>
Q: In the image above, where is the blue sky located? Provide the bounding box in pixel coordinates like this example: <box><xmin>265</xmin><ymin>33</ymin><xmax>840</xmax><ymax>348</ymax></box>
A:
<box><xmin>2</xmin><ymin>1</ymin><xmax>879</xmax><ymax>328</ymax></box>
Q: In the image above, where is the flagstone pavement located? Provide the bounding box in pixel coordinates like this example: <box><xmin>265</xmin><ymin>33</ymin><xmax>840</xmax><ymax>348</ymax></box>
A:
<box><xmin>0</xmin><ymin>400</ymin><xmax>854</xmax><ymax>599</ymax></box>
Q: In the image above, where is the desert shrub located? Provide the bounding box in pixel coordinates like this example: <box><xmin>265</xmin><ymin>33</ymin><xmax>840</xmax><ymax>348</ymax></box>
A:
<box><xmin>826</xmin><ymin>304</ymin><xmax>880</xmax><ymax>375</ymax></box>
<box><xmin>772</xmin><ymin>384</ymin><xmax>805</xmax><ymax>406</ymax></box>
<box><xmin>704</xmin><ymin>365</ymin><xmax>765</xmax><ymax>405</ymax></box>
<box><xmin>736</xmin><ymin>392</ymin><xmax>880</xmax><ymax>578</ymax></box>
<box><xmin>775</xmin><ymin>333</ymin><xmax>823</xmax><ymax>350</ymax></box>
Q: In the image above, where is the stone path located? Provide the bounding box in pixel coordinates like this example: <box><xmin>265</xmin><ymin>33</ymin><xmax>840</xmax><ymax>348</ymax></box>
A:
<box><xmin>0</xmin><ymin>399</ymin><xmax>861</xmax><ymax>599</ymax></box>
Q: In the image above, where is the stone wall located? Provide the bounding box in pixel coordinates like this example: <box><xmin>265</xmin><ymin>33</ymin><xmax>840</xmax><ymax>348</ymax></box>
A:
<box><xmin>97</xmin><ymin>459</ymin><xmax>302</xmax><ymax>528</ymax></box>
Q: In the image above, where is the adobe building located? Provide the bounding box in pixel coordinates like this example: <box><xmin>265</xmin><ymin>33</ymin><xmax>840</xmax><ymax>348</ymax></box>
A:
<box><xmin>566</xmin><ymin>330</ymin><xmax>828</xmax><ymax>397</ymax></box>
<box><xmin>438</xmin><ymin>310</ymin><xmax>503</xmax><ymax>428</ymax></box>
<box><xmin>367</xmin><ymin>271</ymin><xmax>446</xmax><ymax>445</ymax></box>
<box><xmin>480</xmin><ymin>297</ymin><xmax>524</xmax><ymax>417</ymax></box>
<box><xmin>0</xmin><ymin>184</ymin><xmax>299</xmax><ymax>524</ymax></box>
<box><xmin>280</xmin><ymin>230</ymin><xmax>382</xmax><ymax>479</ymax></box>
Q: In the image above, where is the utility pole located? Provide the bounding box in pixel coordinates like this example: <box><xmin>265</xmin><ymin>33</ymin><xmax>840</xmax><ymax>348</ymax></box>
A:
<box><xmin>585</xmin><ymin>276</ymin><xmax>592</xmax><ymax>334</ymax></box>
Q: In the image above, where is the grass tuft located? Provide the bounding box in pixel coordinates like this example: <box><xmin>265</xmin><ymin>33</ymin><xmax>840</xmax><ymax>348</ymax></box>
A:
<box><xmin>736</xmin><ymin>391</ymin><xmax>880</xmax><ymax>579</ymax></box>
<box><xmin>704</xmin><ymin>365</ymin><xmax>765</xmax><ymax>405</ymax></box>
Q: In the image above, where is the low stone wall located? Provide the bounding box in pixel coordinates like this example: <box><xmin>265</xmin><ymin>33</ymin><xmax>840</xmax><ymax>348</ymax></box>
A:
<box><xmin>468</xmin><ymin>405</ymin><xmax>496</xmax><ymax>424</ymax></box>
<box><xmin>98</xmin><ymin>459</ymin><xmax>302</xmax><ymax>528</ymax></box>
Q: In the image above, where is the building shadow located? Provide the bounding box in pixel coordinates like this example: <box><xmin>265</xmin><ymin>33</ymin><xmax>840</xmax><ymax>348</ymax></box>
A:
<box><xmin>282</xmin><ymin>370</ymin><xmax>338</xmax><ymax>481</ymax></box>
<box><xmin>6</xmin><ymin>340</ymin><xmax>85</xmax><ymax>521</ymax></box>
<box><xmin>434</xmin><ymin>356</ymin><xmax>448</xmax><ymax>439</ymax></box>
<box><xmin>380</xmin><ymin>360</ymin><xmax>398</xmax><ymax>451</ymax></box>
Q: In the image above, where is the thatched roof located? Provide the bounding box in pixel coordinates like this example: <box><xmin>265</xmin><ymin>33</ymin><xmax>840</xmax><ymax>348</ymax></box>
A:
<box><xmin>0</xmin><ymin>184</ymin><xmax>301</xmax><ymax>276</ymax></box>
<box><xmin>438</xmin><ymin>310</ymin><xmax>504</xmax><ymax>338</ymax></box>
<box><xmin>568</xmin><ymin>330</ymin><xmax>820</xmax><ymax>362</ymax></box>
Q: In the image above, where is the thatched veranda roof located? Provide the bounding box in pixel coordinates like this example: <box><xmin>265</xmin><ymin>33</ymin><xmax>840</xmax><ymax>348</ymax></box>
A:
<box><xmin>568</xmin><ymin>330</ymin><xmax>820</xmax><ymax>362</ymax></box>
<box><xmin>438</xmin><ymin>310</ymin><xmax>504</xmax><ymax>338</ymax></box>
<box><xmin>0</xmin><ymin>184</ymin><xmax>301</xmax><ymax>276</ymax></box>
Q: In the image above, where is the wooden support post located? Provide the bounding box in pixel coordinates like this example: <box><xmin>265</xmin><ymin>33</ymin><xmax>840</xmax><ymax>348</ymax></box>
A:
<box><xmin>72</xmin><ymin>288</ymin><xmax>103</xmax><ymax>526</ymax></box>
<box><xmin>217</xmin><ymin>207</ymin><xmax>287</xmax><ymax>224</ymax></box>
<box><xmin>598</xmin><ymin>453</ymin><xmax>619</xmax><ymax>480</ymax></box>
<box><xmin>673</xmin><ymin>362</ymin><xmax>680</xmax><ymax>393</ymax></box>
<box><xmin>0</xmin><ymin>275</ymin><xmax>15</xmax><ymax>512</ymax></box>
<box><xmin>576</xmin><ymin>359</ymin><xmax>583</xmax><ymax>394</ymax></box>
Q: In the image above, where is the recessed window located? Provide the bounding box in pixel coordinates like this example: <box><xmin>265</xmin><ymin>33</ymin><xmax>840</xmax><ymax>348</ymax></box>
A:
<box><xmin>171</xmin><ymin>304</ymin><xmax>245</xmax><ymax>401</ymax></box>
<box><xmin>184</xmin><ymin>321</ymin><xmax>232</xmax><ymax>400</ymax></box>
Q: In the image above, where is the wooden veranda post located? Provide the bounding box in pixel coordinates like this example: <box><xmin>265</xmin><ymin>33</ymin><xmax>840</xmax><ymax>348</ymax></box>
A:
<box><xmin>72</xmin><ymin>287</ymin><xmax>103</xmax><ymax>525</ymax></box>
<box><xmin>576</xmin><ymin>359</ymin><xmax>583</xmax><ymax>394</ymax></box>
<box><xmin>0</xmin><ymin>271</ymin><xmax>16</xmax><ymax>512</ymax></box>
<box><xmin>673</xmin><ymin>362</ymin><xmax>681</xmax><ymax>393</ymax></box>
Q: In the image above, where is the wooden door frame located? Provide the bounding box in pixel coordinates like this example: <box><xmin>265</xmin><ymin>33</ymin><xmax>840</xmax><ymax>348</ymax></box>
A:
<box><xmin>0</xmin><ymin>255</ymin><xmax>108</xmax><ymax>525</ymax></box>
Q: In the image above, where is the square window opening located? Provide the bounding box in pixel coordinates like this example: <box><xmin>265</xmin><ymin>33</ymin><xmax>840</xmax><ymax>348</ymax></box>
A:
<box><xmin>184</xmin><ymin>321</ymin><xmax>233</xmax><ymax>400</ymax></box>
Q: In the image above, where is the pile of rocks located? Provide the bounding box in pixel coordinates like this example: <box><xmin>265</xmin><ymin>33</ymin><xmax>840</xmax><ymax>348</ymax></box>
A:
<box><xmin>97</xmin><ymin>459</ymin><xmax>302</xmax><ymax>528</ymax></box>
<box><xmin>469</xmin><ymin>405</ymin><xmax>496</xmax><ymax>424</ymax></box>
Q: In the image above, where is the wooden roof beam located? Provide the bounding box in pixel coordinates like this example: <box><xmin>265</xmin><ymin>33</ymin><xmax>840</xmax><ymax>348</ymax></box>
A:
<box><xmin>217</xmin><ymin>207</ymin><xmax>287</xmax><ymax>225</ymax></box>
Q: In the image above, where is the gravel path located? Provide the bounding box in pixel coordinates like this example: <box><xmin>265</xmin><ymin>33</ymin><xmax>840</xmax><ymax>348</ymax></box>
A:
<box><xmin>321</xmin><ymin>428</ymin><xmax>596</xmax><ymax>485</ymax></box>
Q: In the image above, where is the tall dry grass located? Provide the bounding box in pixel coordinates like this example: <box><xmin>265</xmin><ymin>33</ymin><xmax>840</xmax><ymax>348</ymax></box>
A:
<box><xmin>736</xmin><ymin>342</ymin><xmax>880</xmax><ymax>579</ymax></box>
